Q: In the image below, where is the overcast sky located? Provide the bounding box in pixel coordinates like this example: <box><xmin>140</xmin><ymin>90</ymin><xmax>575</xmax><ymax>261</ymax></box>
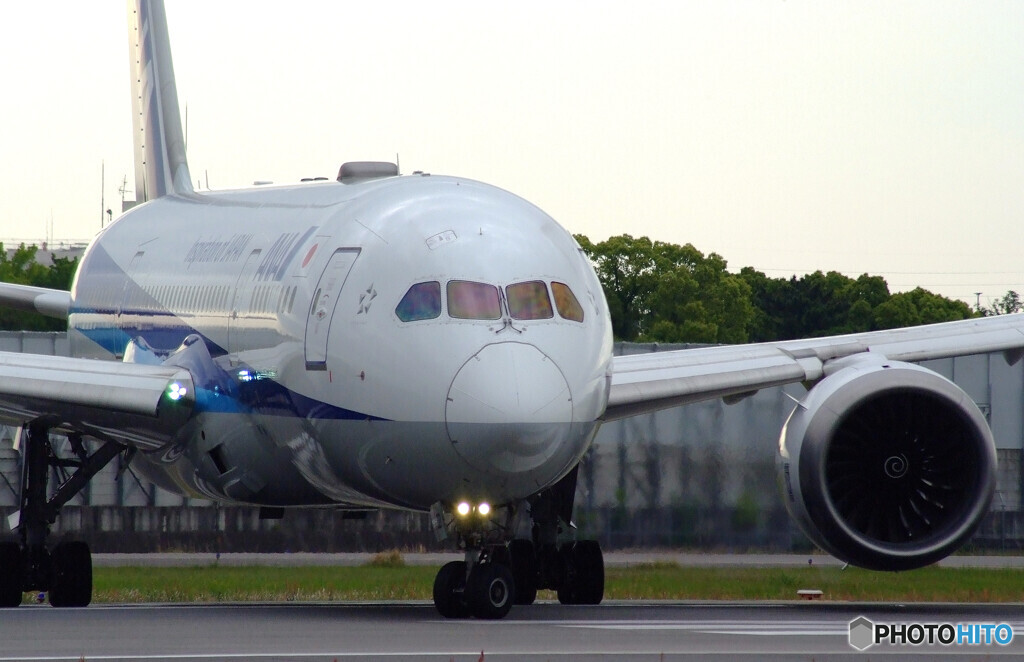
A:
<box><xmin>1</xmin><ymin>1</ymin><xmax>1022</xmax><ymax>306</ymax></box>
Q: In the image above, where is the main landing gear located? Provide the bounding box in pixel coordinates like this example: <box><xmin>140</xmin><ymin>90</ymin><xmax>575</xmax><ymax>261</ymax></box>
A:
<box><xmin>507</xmin><ymin>538</ymin><xmax>604</xmax><ymax>607</ymax></box>
<box><xmin>431</xmin><ymin>468</ymin><xmax>604</xmax><ymax>619</ymax></box>
<box><xmin>1</xmin><ymin>421</ymin><xmax>123</xmax><ymax>608</ymax></box>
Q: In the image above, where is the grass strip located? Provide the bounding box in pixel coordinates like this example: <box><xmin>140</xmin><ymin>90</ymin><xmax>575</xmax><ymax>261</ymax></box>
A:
<box><xmin>85</xmin><ymin>562</ymin><xmax>1024</xmax><ymax>604</ymax></box>
<box><xmin>603</xmin><ymin>562</ymin><xmax>1024</xmax><ymax>602</ymax></box>
<box><xmin>93</xmin><ymin>565</ymin><xmax>434</xmax><ymax>603</ymax></box>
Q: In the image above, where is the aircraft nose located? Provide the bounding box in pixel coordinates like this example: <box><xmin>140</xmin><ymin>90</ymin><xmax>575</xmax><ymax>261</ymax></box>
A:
<box><xmin>445</xmin><ymin>342</ymin><xmax>574</xmax><ymax>478</ymax></box>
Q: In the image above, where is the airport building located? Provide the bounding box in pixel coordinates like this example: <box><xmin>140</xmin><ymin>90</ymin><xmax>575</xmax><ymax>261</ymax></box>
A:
<box><xmin>0</xmin><ymin>332</ymin><xmax>1022</xmax><ymax>552</ymax></box>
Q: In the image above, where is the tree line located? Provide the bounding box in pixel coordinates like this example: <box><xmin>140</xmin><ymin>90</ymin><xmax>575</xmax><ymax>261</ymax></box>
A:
<box><xmin>577</xmin><ymin>234</ymin><xmax>1017</xmax><ymax>343</ymax></box>
<box><xmin>0</xmin><ymin>244</ymin><xmax>78</xmax><ymax>331</ymax></box>
<box><xmin>0</xmin><ymin>239</ymin><xmax>1019</xmax><ymax>341</ymax></box>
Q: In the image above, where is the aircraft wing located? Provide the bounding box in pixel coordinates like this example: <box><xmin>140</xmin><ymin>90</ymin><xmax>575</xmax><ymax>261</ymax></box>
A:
<box><xmin>604</xmin><ymin>313</ymin><xmax>1024</xmax><ymax>421</ymax></box>
<box><xmin>0</xmin><ymin>282</ymin><xmax>71</xmax><ymax>319</ymax></box>
<box><xmin>0</xmin><ymin>351</ymin><xmax>194</xmax><ymax>450</ymax></box>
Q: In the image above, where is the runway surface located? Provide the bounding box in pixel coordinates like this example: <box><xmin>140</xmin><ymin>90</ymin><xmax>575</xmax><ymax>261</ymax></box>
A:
<box><xmin>2</xmin><ymin>601</ymin><xmax>1023</xmax><ymax>661</ymax></box>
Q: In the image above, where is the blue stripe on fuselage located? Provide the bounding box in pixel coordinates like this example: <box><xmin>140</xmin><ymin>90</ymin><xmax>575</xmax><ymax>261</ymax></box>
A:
<box><xmin>70</xmin><ymin>239</ymin><xmax>385</xmax><ymax>423</ymax></box>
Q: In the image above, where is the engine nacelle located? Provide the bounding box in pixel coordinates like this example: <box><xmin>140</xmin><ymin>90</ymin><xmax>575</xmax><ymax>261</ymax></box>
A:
<box><xmin>777</xmin><ymin>356</ymin><xmax>996</xmax><ymax>570</ymax></box>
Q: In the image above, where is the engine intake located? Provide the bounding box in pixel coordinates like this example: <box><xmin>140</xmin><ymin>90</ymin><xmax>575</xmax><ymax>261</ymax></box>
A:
<box><xmin>778</xmin><ymin>358</ymin><xmax>996</xmax><ymax>570</ymax></box>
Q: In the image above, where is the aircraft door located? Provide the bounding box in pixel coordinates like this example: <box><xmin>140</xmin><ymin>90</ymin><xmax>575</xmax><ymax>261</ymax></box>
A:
<box><xmin>304</xmin><ymin>248</ymin><xmax>360</xmax><ymax>370</ymax></box>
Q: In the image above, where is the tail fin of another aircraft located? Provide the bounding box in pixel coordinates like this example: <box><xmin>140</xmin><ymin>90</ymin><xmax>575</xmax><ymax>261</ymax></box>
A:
<box><xmin>126</xmin><ymin>0</ymin><xmax>193</xmax><ymax>205</ymax></box>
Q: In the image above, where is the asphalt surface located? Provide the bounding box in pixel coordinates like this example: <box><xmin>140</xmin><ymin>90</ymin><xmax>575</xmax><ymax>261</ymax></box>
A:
<box><xmin>2</xmin><ymin>601</ymin><xmax>1023</xmax><ymax>660</ymax></box>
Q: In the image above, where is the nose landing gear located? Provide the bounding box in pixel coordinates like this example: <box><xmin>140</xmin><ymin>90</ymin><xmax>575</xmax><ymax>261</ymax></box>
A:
<box><xmin>432</xmin><ymin>545</ymin><xmax>516</xmax><ymax>620</ymax></box>
<box><xmin>430</xmin><ymin>468</ymin><xmax>605</xmax><ymax>619</ymax></box>
<box><xmin>432</xmin><ymin>560</ymin><xmax>470</xmax><ymax>618</ymax></box>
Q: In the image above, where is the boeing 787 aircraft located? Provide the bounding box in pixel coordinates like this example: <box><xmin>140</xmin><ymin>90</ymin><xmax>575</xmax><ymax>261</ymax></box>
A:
<box><xmin>0</xmin><ymin>0</ymin><xmax>1022</xmax><ymax>618</ymax></box>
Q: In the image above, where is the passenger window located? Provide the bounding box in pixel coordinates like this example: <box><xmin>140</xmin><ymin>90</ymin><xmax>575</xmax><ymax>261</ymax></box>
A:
<box><xmin>506</xmin><ymin>281</ymin><xmax>553</xmax><ymax>320</ymax></box>
<box><xmin>552</xmin><ymin>282</ymin><xmax>584</xmax><ymax>322</ymax></box>
<box><xmin>447</xmin><ymin>280</ymin><xmax>501</xmax><ymax>320</ymax></box>
<box><xmin>396</xmin><ymin>281</ymin><xmax>442</xmax><ymax>322</ymax></box>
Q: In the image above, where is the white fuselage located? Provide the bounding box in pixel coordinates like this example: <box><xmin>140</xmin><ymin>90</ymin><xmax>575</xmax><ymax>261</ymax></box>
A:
<box><xmin>68</xmin><ymin>174</ymin><xmax>614</xmax><ymax>511</ymax></box>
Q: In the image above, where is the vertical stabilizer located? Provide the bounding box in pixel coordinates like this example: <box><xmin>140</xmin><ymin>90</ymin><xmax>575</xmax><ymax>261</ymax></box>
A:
<box><xmin>127</xmin><ymin>0</ymin><xmax>193</xmax><ymax>204</ymax></box>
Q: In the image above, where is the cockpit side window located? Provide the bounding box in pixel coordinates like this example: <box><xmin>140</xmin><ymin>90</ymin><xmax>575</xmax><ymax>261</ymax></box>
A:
<box><xmin>447</xmin><ymin>280</ymin><xmax>501</xmax><ymax>320</ymax></box>
<box><xmin>551</xmin><ymin>282</ymin><xmax>584</xmax><ymax>322</ymax></box>
<box><xmin>396</xmin><ymin>281</ymin><xmax>441</xmax><ymax>321</ymax></box>
<box><xmin>506</xmin><ymin>281</ymin><xmax>553</xmax><ymax>320</ymax></box>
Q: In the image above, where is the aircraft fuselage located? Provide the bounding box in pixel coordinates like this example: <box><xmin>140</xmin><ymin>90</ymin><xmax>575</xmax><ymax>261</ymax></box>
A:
<box><xmin>68</xmin><ymin>174</ymin><xmax>613</xmax><ymax>511</ymax></box>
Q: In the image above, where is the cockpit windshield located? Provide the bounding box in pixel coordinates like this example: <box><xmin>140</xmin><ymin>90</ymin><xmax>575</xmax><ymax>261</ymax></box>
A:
<box><xmin>551</xmin><ymin>282</ymin><xmax>584</xmax><ymax>322</ymax></box>
<box><xmin>395</xmin><ymin>281</ymin><xmax>441</xmax><ymax>321</ymax></box>
<box><xmin>396</xmin><ymin>279</ymin><xmax>584</xmax><ymax>324</ymax></box>
<box><xmin>447</xmin><ymin>280</ymin><xmax>502</xmax><ymax>320</ymax></box>
<box><xmin>506</xmin><ymin>281</ymin><xmax>553</xmax><ymax>320</ymax></box>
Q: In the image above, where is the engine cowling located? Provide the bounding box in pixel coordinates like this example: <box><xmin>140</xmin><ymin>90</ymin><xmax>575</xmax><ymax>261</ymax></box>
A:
<box><xmin>777</xmin><ymin>356</ymin><xmax>996</xmax><ymax>570</ymax></box>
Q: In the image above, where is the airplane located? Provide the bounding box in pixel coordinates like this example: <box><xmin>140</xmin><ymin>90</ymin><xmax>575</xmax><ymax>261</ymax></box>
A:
<box><xmin>0</xmin><ymin>0</ymin><xmax>1022</xmax><ymax>618</ymax></box>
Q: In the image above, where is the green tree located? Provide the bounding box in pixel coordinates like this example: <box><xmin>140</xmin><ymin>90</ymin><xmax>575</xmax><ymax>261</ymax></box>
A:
<box><xmin>872</xmin><ymin>292</ymin><xmax>921</xmax><ymax>329</ymax></box>
<box><xmin>793</xmin><ymin>271</ymin><xmax>859</xmax><ymax>336</ymax></box>
<box><xmin>872</xmin><ymin>287</ymin><xmax>973</xmax><ymax>330</ymax></box>
<box><xmin>985</xmin><ymin>290</ymin><xmax>1022</xmax><ymax>316</ymax></box>
<box><xmin>742</xmin><ymin>268</ymin><xmax>971</xmax><ymax>340</ymax></box>
<box><xmin>40</xmin><ymin>255</ymin><xmax>79</xmax><ymax>291</ymax></box>
<box><xmin>577</xmin><ymin>234</ymin><xmax>753</xmax><ymax>343</ymax></box>
<box><xmin>740</xmin><ymin>269</ymin><xmax>890</xmax><ymax>340</ymax></box>
<box><xmin>575</xmin><ymin>234</ymin><xmax>659</xmax><ymax>341</ymax></box>
<box><xmin>646</xmin><ymin>242</ymin><xmax>752</xmax><ymax>343</ymax></box>
<box><xmin>0</xmin><ymin>243</ymin><xmax>78</xmax><ymax>331</ymax></box>
<box><xmin>738</xmin><ymin>267</ymin><xmax>791</xmax><ymax>342</ymax></box>
<box><xmin>579</xmin><ymin>234</ymin><xmax>976</xmax><ymax>343</ymax></box>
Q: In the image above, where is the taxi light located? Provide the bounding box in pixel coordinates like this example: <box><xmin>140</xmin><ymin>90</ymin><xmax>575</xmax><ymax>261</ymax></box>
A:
<box><xmin>477</xmin><ymin>502</ymin><xmax>491</xmax><ymax>516</ymax></box>
<box><xmin>456</xmin><ymin>502</ymin><xmax>471</xmax><ymax>517</ymax></box>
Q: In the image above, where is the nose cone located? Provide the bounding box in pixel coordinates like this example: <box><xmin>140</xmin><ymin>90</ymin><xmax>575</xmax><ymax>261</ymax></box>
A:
<box><xmin>446</xmin><ymin>342</ymin><xmax>574</xmax><ymax>479</ymax></box>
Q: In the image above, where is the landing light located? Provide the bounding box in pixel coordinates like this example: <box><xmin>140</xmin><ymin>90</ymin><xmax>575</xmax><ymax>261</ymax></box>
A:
<box><xmin>454</xmin><ymin>501</ymin><xmax>492</xmax><ymax>518</ymax></box>
<box><xmin>166</xmin><ymin>383</ymin><xmax>188</xmax><ymax>401</ymax></box>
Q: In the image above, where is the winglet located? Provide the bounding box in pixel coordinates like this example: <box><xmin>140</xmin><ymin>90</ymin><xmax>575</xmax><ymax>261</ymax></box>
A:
<box><xmin>127</xmin><ymin>0</ymin><xmax>193</xmax><ymax>205</ymax></box>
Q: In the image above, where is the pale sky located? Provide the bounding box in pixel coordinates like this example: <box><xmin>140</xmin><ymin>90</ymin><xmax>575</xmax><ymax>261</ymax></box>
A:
<box><xmin>1</xmin><ymin>1</ymin><xmax>1022</xmax><ymax>306</ymax></box>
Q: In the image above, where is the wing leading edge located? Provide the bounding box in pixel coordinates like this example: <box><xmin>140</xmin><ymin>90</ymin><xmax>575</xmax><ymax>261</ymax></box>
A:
<box><xmin>605</xmin><ymin>312</ymin><xmax>1024</xmax><ymax>421</ymax></box>
<box><xmin>0</xmin><ymin>351</ymin><xmax>194</xmax><ymax>450</ymax></box>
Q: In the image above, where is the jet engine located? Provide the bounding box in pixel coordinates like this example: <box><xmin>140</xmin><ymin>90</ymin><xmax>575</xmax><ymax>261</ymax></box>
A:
<box><xmin>777</xmin><ymin>356</ymin><xmax>996</xmax><ymax>570</ymax></box>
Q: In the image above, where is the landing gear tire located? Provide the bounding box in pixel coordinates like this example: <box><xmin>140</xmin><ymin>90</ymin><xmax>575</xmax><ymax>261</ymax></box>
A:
<box><xmin>466</xmin><ymin>562</ymin><xmax>515</xmax><ymax>620</ymax></box>
<box><xmin>49</xmin><ymin>541</ymin><xmax>92</xmax><ymax>608</ymax></box>
<box><xmin>433</xmin><ymin>561</ymin><xmax>469</xmax><ymax>619</ymax></box>
<box><xmin>509</xmin><ymin>539</ymin><xmax>537</xmax><ymax>605</ymax></box>
<box><xmin>557</xmin><ymin>540</ymin><xmax>604</xmax><ymax>605</ymax></box>
<box><xmin>0</xmin><ymin>542</ymin><xmax>22</xmax><ymax>608</ymax></box>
